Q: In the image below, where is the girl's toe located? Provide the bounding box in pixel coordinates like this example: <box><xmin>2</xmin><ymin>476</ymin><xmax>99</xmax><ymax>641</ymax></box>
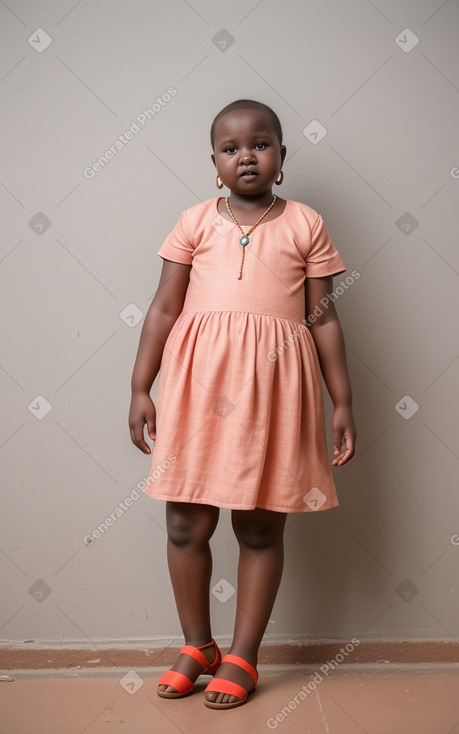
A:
<box><xmin>158</xmin><ymin>683</ymin><xmax>176</xmax><ymax>693</ymax></box>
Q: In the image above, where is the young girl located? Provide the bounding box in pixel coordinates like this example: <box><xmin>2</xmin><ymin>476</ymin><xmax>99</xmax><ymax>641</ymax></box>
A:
<box><xmin>128</xmin><ymin>99</ymin><xmax>356</xmax><ymax>710</ymax></box>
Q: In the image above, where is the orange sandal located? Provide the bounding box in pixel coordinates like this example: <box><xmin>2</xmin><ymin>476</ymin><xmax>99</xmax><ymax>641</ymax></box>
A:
<box><xmin>204</xmin><ymin>653</ymin><xmax>258</xmax><ymax>709</ymax></box>
<box><xmin>157</xmin><ymin>639</ymin><xmax>221</xmax><ymax>699</ymax></box>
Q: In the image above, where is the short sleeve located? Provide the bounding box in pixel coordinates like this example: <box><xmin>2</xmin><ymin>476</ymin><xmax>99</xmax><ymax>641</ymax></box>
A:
<box><xmin>305</xmin><ymin>214</ymin><xmax>346</xmax><ymax>278</ymax></box>
<box><xmin>157</xmin><ymin>209</ymin><xmax>194</xmax><ymax>265</ymax></box>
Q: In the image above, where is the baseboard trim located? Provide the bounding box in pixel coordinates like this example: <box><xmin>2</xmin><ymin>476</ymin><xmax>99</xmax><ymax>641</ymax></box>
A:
<box><xmin>1</xmin><ymin>641</ymin><xmax>459</xmax><ymax>671</ymax></box>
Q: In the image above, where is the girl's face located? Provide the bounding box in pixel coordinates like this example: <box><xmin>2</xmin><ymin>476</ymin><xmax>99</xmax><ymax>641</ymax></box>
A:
<box><xmin>211</xmin><ymin>108</ymin><xmax>286</xmax><ymax>197</ymax></box>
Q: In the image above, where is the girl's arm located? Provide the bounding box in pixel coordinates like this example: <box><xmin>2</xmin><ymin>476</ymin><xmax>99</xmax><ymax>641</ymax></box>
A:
<box><xmin>305</xmin><ymin>276</ymin><xmax>356</xmax><ymax>466</ymax></box>
<box><xmin>129</xmin><ymin>259</ymin><xmax>191</xmax><ymax>454</ymax></box>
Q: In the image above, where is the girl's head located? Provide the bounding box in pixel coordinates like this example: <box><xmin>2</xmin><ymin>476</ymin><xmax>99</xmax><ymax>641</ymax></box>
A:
<box><xmin>210</xmin><ymin>100</ymin><xmax>286</xmax><ymax>196</ymax></box>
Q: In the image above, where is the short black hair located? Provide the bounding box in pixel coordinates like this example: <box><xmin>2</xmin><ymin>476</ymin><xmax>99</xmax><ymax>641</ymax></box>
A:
<box><xmin>210</xmin><ymin>99</ymin><xmax>283</xmax><ymax>150</ymax></box>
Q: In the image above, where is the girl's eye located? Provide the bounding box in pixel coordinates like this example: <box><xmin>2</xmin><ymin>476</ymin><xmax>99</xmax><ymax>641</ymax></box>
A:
<box><xmin>223</xmin><ymin>143</ymin><xmax>267</xmax><ymax>154</ymax></box>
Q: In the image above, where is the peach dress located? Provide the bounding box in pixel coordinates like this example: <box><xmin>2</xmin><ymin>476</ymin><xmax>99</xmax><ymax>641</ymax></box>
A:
<box><xmin>143</xmin><ymin>197</ymin><xmax>346</xmax><ymax>513</ymax></box>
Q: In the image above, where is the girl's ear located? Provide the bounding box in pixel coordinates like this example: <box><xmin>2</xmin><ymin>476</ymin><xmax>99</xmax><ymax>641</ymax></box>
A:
<box><xmin>211</xmin><ymin>153</ymin><xmax>216</xmax><ymax>167</ymax></box>
<box><xmin>280</xmin><ymin>145</ymin><xmax>287</xmax><ymax>166</ymax></box>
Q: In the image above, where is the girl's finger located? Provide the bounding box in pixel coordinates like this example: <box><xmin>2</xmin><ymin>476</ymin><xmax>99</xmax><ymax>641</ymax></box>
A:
<box><xmin>332</xmin><ymin>451</ymin><xmax>347</xmax><ymax>466</ymax></box>
<box><xmin>332</xmin><ymin>436</ymin><xmax>355</xmax><ymax>465</ymax></box>
<box><xmin>130</xmin><ymin>426</ymin><xmax>152</xmax><ymax>455</ymax></box>
<box><xmin>333</xmin><ymin>433</ymin><xmax>344</xmax><ymax>455</ymax></box>
<box><xmin>147</xmin><ymin>418</ymin><xmax>156</xmax><ymax>441</ymax></box>
<box><xmin>139</xmin><ymin>440</ymin><xmax>152</xmax><ymax>455</ymax></box>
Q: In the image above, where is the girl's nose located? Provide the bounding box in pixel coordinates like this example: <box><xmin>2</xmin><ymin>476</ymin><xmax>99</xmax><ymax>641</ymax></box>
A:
<box><xmin>239</xmin><ymin>150</ymin><xmax>256</xmax><ymax>163</ymax></box>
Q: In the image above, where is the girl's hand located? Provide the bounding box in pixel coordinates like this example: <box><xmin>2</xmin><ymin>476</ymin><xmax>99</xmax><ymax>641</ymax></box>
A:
<box><xmin>331</xmin><ymin>405</ymin><xmax>356</xmax><ymax>466</ymax></box>
<box><xmin>129</xmin><ymin>391</ymin><xmax>157</xmax><ymax>454</ymax></box>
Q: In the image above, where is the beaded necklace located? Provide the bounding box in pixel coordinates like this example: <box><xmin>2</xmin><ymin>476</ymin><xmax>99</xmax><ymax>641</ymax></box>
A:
<box><xmin>225</xmin><ymin>195</ymin><xmax>277</xmax><ymax>280</ymax></box>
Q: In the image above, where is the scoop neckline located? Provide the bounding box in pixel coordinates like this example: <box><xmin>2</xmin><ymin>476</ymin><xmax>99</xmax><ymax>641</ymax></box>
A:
<box><xmin>215</xmin><ymin>196</ymin><xmax>290</xmax><ymax>227</ymax></box>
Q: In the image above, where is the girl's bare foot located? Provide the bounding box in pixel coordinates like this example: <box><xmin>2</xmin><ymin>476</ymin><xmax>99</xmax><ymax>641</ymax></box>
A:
<box><xmin>204</xmin><ymin>651</ymin><xmax>257</xmax><ymax>706</ymax></box>
<box><xmin>158</xmin><ymin>641</ymin><xmax>218</xmax><ymax>695</ymax></box>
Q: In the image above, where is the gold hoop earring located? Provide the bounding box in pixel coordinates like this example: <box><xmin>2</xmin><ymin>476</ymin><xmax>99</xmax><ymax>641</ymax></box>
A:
<box><xmin>216</xmin><ymin>175</ymin><xmax>223</xmax><ymax>190</ymax></box>
<box><xmin>275</xmin><ymin>170</ymin><xmax>284</xmax><ymax>186</ymax></box>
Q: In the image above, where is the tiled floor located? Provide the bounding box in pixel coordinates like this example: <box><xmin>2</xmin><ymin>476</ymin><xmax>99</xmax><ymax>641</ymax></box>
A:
<box><xmin>1</xmin><ymin>665</ymin><xmax>459</xmax><ymax>733</ymax></box>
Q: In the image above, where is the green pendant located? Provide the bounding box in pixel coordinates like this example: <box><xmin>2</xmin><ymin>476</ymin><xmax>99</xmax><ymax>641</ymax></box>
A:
<box><xmin>239</xmin><ymin>235</ymin><xmax>250</xmax><ymax>246</ymax></box>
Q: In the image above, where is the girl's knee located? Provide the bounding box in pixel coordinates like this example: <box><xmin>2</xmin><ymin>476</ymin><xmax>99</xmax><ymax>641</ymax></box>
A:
<box><xmin>166</xmin><ymin>502</ymin><xmax>219</xmax><ymax>547</ymax></box>
<box><xmin>231</xmin><ymin>509</ymin><xmax>286</xmax><ymax>549</ymax></box>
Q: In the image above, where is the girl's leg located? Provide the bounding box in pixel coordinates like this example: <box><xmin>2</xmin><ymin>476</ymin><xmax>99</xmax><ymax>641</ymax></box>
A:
<box><xmin>204</xmin><ymin>507</ymin><xmax>287</xmax><ymax>705</ymax></box>
<box><xmin>158</xmin><ymin>500</ymin><xmax>220</xmax><ymax>694</ymax></box>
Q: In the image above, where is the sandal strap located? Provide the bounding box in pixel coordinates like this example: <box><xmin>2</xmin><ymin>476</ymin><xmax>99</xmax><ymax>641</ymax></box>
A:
<box><xmin>205</xmin><ymin>676</ymin><xmax>249</xmax><ymax>701</ymax></box>
<box><xmin>221</xmin><ymin>653</ymin><xmax>258</xmax><ymax>685</ymax></box>
<box><xmin>158</xmin><ymin>669</ymin><xmax>193</xmax><ymax>693</ymax></box>
<box><xmin>180</xmin><ymin>644</ymin><xmax>210</xmax><ymax>670</ymax></box>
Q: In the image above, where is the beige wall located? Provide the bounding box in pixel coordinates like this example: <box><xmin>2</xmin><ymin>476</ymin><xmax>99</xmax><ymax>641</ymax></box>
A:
<box><xmin>1</xmin><ymin>0</ymin><xmax>458</xmax><ymax>649</ymax></box>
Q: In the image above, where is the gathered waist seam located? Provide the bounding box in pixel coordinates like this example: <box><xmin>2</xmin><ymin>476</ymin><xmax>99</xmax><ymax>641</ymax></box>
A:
<box><xmin>180</xmin><ymin>309</ymin><xmax>307</xmax><ymax>328</ymax></box>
